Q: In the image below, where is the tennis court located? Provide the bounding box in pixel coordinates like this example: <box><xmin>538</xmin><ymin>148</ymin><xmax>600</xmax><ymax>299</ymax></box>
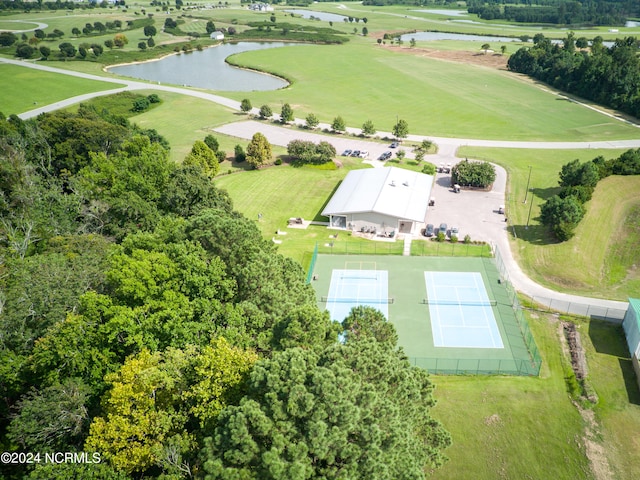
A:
<box><xmin>324</xmin><ymin>265</ymin><xmax>390</xmax><ymax>321</ymax></box>
<box><xmin>425</xmin><ymin>272</ymin><xmax>504</xmax><ymax>349</ymax></box>
<box><xmin>310</xmin><ymin>254</ymin><xmax>541</xmax><ymax>375</ymax></box>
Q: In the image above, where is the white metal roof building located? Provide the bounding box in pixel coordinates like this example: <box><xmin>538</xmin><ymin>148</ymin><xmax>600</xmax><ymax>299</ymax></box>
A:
<box><xmin>321</xmin><ymin>167</ymin><xmax>434</xmax><ymax>235</ymax></box>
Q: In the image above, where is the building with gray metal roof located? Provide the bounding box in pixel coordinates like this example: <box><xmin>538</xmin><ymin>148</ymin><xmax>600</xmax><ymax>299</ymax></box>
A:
<box><xmin>321</xmin><ymin>167</ymin><xmax>434</xmax><ymax>236</ymax></box>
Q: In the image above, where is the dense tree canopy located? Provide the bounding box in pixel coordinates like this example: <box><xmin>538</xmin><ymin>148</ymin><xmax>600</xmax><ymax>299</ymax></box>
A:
<box><xmin>203</xmin><ymin>312</ymin><xmax>450</xmax><ymax>479</ymax></box>
<box><xmin>0</xmin><ymin>103</ymin><xmax>448</xmax><ymax>479</ymax></box>
<box><xmin>508</xmin><ymin>34</ymin><xmax>640</xmax><ymax>118</ymax></box>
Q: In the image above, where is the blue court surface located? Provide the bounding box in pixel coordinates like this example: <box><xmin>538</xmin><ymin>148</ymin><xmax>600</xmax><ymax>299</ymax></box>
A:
<box><xmin>425</xmin><ymin>271</ymin><xmax>504</xmax><ymax>349</ymax></box>
<box><xmin>324</xmin><ymin>269</ymin><xmax>389</xmax><ymax>322</ymax></box>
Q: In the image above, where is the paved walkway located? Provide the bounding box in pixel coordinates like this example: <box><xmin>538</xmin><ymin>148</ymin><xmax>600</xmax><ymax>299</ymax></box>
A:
<box><xmin>3</xmin><ymin>57</ymin><xmax>632</xmax><ymax>317</ymax></box>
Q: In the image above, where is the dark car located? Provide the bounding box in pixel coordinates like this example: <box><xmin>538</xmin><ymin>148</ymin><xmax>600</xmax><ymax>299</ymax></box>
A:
<box><xmin>341</xmin><ymin>149</ymin><xmax>352</xmax><ymax>156</ymax></box>
<box><xmin>390</xmin><ymin>142</ymin><xmax>399</xmax><ymax>148</ymax></box>
<box><xmin>350</xmin><ymin>150</ymin><xmax>361</xmax><ymax>157</ymax></box>
<box><xmin>439</xmin><ymin>223</ymin><xmax>447</xmax><ymax>235</ymax></box>
<box><xmin>424</xmin><ymin>224</ymin><xmax>435</xmax><ymax>237</ymax></box>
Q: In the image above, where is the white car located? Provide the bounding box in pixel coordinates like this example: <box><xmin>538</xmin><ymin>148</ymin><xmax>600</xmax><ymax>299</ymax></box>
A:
<box><xmin>359</xmin><ymin>150</ymin><xmax>369</xmax><ymax>158</ymax></box>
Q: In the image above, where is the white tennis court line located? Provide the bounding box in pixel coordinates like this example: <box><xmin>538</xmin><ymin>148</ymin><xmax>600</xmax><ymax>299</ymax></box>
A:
<box><xmin>425</xmin><ymin>272</ymin><xmax>504</xmax><ymax>349</ymax></box>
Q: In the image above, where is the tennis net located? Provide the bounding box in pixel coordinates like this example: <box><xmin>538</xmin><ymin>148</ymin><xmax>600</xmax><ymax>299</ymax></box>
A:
<box><xmin>422</xmin><ymin>299</ymin><xmax>497</xmax><ymax>306</ymax></box>
<box><xmin>321</xmin><ymin>297</ymin><xmax>394</xmax><ymax>304</ymax></box>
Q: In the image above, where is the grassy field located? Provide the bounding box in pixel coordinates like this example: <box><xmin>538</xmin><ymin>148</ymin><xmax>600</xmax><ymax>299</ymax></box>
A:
<box><xmin>0</xmin><ymin>63</ymin><xmax>119</xmax><ymax>116</ymax></box>
<box><xmin>459</xmin><ymin>146</ymin><xmax>639</xmax><ymax>300</ymax></box>
<box><xmin>221</xmin><ymin>40</ymin><xmax>639</xmax><ymax>141</ymax></box>
<box><xmin>432</xmin><ymin>311</ymin><xmax>640</xmax><ymax>480</ymax></box>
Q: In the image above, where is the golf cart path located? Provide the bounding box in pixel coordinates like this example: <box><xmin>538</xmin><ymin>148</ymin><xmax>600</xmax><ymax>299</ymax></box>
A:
<box><xmin>2</xmin><ymin>57</ymin><xmax>631</xmax><ymax>316</ymax></box>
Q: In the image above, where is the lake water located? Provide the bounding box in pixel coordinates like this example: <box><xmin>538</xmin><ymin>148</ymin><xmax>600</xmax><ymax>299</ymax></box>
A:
<box><xmin>109</xmin><ymin>42</ymin><xmax>303</xmax><ymax>91</ymax></box>
<box><xmin>400</xmin><ymin>32</ymin><xmax>523</xmax><ymax>43</ymax></box>
<box><xmin>284</xmin><ymin>9</ymin><xmax>348</xmax><ymax>23</ymax></box>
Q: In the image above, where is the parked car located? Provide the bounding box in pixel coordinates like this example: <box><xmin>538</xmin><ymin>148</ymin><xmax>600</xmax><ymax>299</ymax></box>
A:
<box><xmin>449</xmin><ymin>226</ymin><xmax>459</xmax><ymax>237</ymax></box>
<box><xmin>390</xmin><ymin>142</ymin><xmax>399</xmax><ymax>148</ymax></box>
<box><xmin>359</xmin><ymin>150</ymin><xmax>369</xmax><ymax>158</ymax></box>
<box><xmin>378</xmin><ymin>151</ymin><xmax>392</xmax><ymax>161</ymax></box>
<box><xmin>341</xmin><ymin>149</ymin><xmax>352</xmax><ymax>156</ymax></box>
<box><xmin>350</xmin><ymin>150</ymin><xmax>361</xmax><ymax>157</ymax></box>
<box><xmin>424</xmin><ymin>224</ymin><xmax>435</xmax><ymax>237</ymax></box>
<box><xmin>439</xmin><ymin>223</ymin><xmax>447</xmax><ymax>235</ymax></box>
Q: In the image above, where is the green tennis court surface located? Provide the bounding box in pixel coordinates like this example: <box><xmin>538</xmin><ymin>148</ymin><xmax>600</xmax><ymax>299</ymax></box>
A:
<box><xmin>310</xmin><ymin>254</ymin><xmax>541</xmax><ymax>376</ymax></box>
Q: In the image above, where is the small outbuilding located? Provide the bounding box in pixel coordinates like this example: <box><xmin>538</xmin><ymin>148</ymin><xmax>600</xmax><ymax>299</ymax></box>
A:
<box><xmin>209</xmin><ymin>31</ymin><xmax>224</xmax><ymax>40</ymax></box>
<box><xmin>623</xmin><ymin>298</ymin><xmax>640</xmax><ymax>391</ymax></box>
<box><xmin>321</xmin><ymin>166</ymin><xmax>434</xmax><ymax>236</ymax></box>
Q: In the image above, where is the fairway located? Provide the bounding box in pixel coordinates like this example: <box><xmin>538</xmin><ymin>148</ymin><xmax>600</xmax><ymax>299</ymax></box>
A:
<box><xmin>0</xmin><ymin>64</ymin><xmax>119</xmax><ymax>116</ymax></box>
<box><xmin>222</xmin><ymin>41</ymin><xmax>639</xmax><ymax>141</ymax></box>
<box><xmin>310</xmin><ymin>254</ymin><xmax>540</xmax><ymax>375</ymax></box>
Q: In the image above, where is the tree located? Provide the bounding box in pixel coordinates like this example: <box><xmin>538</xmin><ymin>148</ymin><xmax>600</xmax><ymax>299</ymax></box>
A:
<box><xmin>104</xmin><ymin>39</ymin><xmax>114</xmax><ymax>49</ymax></box>
<box><xmin>331</xmin><ymin>115</ymin><xmax>346</xmax><ymax>133</ymax></box>
<box><xmin>147</xmin><ymin>37</ymin><xmax>155</xmax><ymax>48</ymax></box>
<box><xmin>280</xmin><ymin>103</ymin><xmax>294</xmax><ymax>124</ymax></box>
<box><xmin>93</xmin><ymin>22</ymin><xmax>107</xmax><ymax>34</ymax></box>
<box><xmin>34</xmin><ymin>29</ymin><xmax>45</xmax><ymax>40</ymax></box>
<box><xmin>362</xmin><ymin>26</ymin><xmax>368</xmax><ymax>36</ymax></box>
<box><xmin>206</xmin><ymin>20</ymin><xmax>216</xmax><ymax>34</ymax></box>
<box><xmin>234</xmin><ymin>144</ymin><xmax>245</xmax><ymax>162</ymax></box>
<box><xmin>451</xmin><ymin>159</ymin><xmax>496</xmax><ymax>188</ymax></box>
<box><xmin>540</xmin><ymin>194</ymin><xmax>584</xmax><ymax>241</ymax></box>
<box><xmin>259</xmin><ymin>104</ymin><xmax>272</xmax><ymax>120</ymax></box>
<box><xmin>0</xmin><ymin>32</ymin><xmax>17</xmax><ymax>47</ymax></box>
<box><xmin>410</xmin><ymin>37</ymin><xmax>416</xmax><ymax>48</ymax></box>
<box><xmin>71</xmin><ymin>27</ymin><xmax>81</xmax><ymax>36</ymax></box>
<box><xmin>113</xmin><ymin>33</ymin><xmax>128</xmax><ymax>48</ymax></box>
<box><xmin>58</xmin><ymin>42</ymin><xmax>77</xmax><ymax>57</ymax></box>
<box><xmin>137</xmin><ymin>41</ymin><xmax>147</xmax><ymax>50</ymax></box>
<box><xmin>392</xmin><ymin>118</ymin><xmax>409</xmax><ymax>139</ymax></box>
<box><xmin>481</xmin><ymin>43</ymin><xmax>490</xmax><ymax>54</ymax></box>
<box><xmin>304</xmin><ymin>113</ymin><xmax>319</xmax><ymax>129</ymax></box>
<box><xmin>39</xmin><ymin>45</ymin><xmax>51</xmax><ymax>59</ymax></box>
<box><xmin>500</xmin><ymin>45</ymin><xmax>507</xmax><ymax>55</ymax></box>
<box><xmin>183</xmin><ymin>140</ymin><xmax>219</xmax><ymax>177</ymax></box>
<box><xmin>16</xmin><ymin>44</ymin><xmax>35</xmax><ymax>59</ymax></box>
<box><xmin>203</xmin><ymin>135</ymin><xmax>219</xmax><ymax>152</ymax></box>
<box><xmin>246</xmin><ymin>132</ymin><xmax>272</xmax><ymax>169</ymax></box>
<box><xmin>8</xmin><ymin>379</ymin><xmax>92</xmax><ymax>451</ymax></box>
<box><xmin>395</xmin><ymin>149</ymin><xmax>406</xmax><ymax>161</ymax></box>
<box><xmin>143</xmin><ymin>25</ymin><xmax>157</xmax><ymax>38</ymax></box>
<box><xmin>240</xmin><ymin>98</ymin><xmax>252</xmax><ymax>113</ymax></box>
<box><xmin>559</xmin><ymin>159</ymin><xmax>599</xmax><ymax>189</ymax></box>
<box><xmin>91</xmin><ymin>43</ymin><xmax>103</xmax><ymax>56</ymax></box>
<box><xmin>202</xmin><ymin>341</ymin><xmax>451</xmax><ymax>479</ymax></box>
<box><xmin>361</xmin><ymin>119</ymin><xmax>376</xmax><ymax>136</ymax></box>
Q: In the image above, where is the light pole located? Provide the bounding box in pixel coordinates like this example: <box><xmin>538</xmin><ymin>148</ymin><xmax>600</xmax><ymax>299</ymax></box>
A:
<box><xmin>526</xmin><ymin>194</ymin><xmax>534</xmax><ymax>229</ymax></box>
<box><xmin>523</xmin><ymin>165</ymin><xmax>532</xmax><ymax>204</ymax></box>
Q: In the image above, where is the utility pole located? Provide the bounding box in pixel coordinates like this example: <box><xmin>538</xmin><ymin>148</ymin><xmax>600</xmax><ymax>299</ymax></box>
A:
<box><xmin>526</xmin><ymin>194</ymin><xmax>534</xmax><ymax>229</ymax></box>
<box><xmin>523</xmin><ymin>165</ymin><xmax>532</xmax><ymax>204</ymax></box>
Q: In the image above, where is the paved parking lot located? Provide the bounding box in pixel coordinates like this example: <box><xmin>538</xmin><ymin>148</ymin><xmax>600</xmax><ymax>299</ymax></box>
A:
<box><xmin>214</xmin><ymin>120</ymin><xmax>413</xmax><ymax>167</ymax></box>
<box><xmin>422</xmin><ymin>163</ymin><xmax>508</xmax><ymax>244</ymax></box>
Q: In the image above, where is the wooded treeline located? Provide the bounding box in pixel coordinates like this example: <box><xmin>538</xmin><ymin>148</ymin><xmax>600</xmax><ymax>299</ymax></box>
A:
<box><xmin>508</xmin><ymin>34</ymin><xmax>640</xmax><ymax>119</ymax></box>
<box><xmin>0</xmin><ymin>106</ymin><xmax>450</xmax><ymax>478</ymax></box>
<box><xmin>468</xmin><ymin>0</ymin><xmax>639</xmax><ymax>25</ymax></box>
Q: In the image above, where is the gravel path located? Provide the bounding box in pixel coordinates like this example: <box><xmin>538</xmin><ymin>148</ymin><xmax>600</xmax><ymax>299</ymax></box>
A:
<box><xmin>3</xmin><ymin>57</ymin><xmax>632</xmax><ymax>316</ymax></box>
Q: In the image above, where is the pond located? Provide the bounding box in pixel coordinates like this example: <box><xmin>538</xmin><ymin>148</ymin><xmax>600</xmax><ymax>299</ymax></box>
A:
<box><xmin>400</xmin><ymin>32</ymin><xmax>523</xmax><ymax>43</ymax></box>
<box><xmin>108</xmin><ymin>42</ymin><xmax>304</xmax><ymax>91</ymax></box>
<box><xmin>284</xmin><ymin>9</ymin><xmax>348</xmax><ymax>23</ymax></box>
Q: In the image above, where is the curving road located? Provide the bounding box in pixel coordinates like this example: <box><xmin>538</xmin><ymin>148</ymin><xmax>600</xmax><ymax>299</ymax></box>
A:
<box><xmin>2</xmin><ymin>57</ymin><xmax>632</xmax><ymax>317</ymax></box>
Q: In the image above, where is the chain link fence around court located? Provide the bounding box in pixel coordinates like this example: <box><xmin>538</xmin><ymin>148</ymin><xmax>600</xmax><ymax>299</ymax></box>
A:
<box><xmin>312</xmin><ymin>238</ymin><xmax>493</xmax><ymax>257</ymax></box>
<box><xmin>493</xmin><ymin>245</ymin><xmax>627</xmax><ymax>324</ymax></box>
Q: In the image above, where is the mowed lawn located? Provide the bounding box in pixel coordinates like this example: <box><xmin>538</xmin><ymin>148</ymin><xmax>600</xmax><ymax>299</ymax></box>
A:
<box><xmin>524</xmin><ymin>176</ymin><xmax>640</xmax><ymax>300</ymax></box>
<box><xmin>432</xmin><ymin>312</ymin><xmax>640</xmax><ymax>480</ymax></box>
<box><xmin>221</xmin><ymin>40</ymin><xmax>639</xmax><ymax>141</ymax></box>
<box><xmin>459</xmin><ymin>146</ymin><xmax>639</xmax><ymax>300</ymax></box>
<box><xmin>0</xmin><ymin>64</ymin><xmax>119</xmax><ymax>116</ymax></box>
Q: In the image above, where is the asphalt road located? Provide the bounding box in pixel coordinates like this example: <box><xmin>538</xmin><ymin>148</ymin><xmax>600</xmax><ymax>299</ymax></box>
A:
<box><xmin>2</xmin><ymin>57</ymin><xmax>632</xmax><ymax>316</ymax></box>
